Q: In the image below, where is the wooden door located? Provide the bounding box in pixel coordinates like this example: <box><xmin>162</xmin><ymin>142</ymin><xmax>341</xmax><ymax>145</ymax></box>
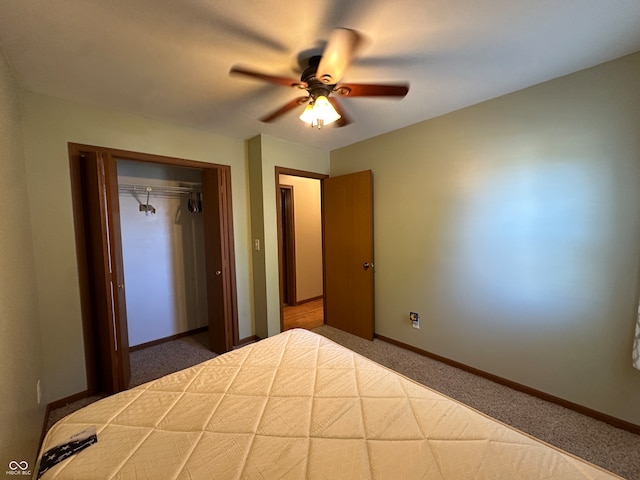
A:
<box><xmin>202</xmin><ymin>168</ymin><xmax>234</xmax><ymax>353</ymax></box>
<box><xmin>279</xmin><ymin>185</ymin><xmax>296</xmax><ymax>306</ymax></box>
<box><xmin>323</xmin><ymin>170</ymin><xmax>374</xmax><ymax>340</ymax></box>
<box><xmin>79</xmin><ymin>151</ymin><xmax>131</xmax><ymax>393</ymax></box>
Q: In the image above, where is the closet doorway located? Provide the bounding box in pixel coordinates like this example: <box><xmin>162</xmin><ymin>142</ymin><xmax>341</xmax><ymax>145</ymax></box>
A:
<box><xmin>69</xmin><ymin>143</ymin><xmax>238</xmax><ymax>396</ymax></box>
<box><xmin>275</xmin><ymin>167</ymin><xmax>327</xmax><ymax>331</ymax></box>
<box><xmin>117</xmin><ymin>160</ymin><xmax>207</xmax><ymax>350</ymax></box>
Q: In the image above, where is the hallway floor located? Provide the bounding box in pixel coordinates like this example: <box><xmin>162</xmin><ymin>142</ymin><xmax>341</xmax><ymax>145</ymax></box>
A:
<box><xmin>283</xmin><ymin>298</ymin><xmax>324</xmax><ymax>330</ymax></box>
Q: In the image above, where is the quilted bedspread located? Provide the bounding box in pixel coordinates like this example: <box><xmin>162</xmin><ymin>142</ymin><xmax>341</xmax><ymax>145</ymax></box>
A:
<box><xmin>38</xmin><ymin>328</ymin><xmax>621</xmax><ymax>479</ymax></box>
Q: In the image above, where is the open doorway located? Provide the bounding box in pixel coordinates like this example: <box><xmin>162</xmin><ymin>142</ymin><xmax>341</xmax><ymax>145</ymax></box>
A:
<box><xmin>69</xmin><ymin>143</ymin><xmax>238</xmax><ymax>396</ymax></box>
<box><xmin>117</xmin><ymin>160</ymin><xmax>208</xmax><ymax>350</ymax></box>
<box><xmin>275</xmin><ymin>167</ymin><xmax>327</xmax><ymax>331</ymax></box>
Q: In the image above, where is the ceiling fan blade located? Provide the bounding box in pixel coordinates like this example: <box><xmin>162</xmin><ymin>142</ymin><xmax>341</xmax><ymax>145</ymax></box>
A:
<box><xmin>327</xmin><ymin>97</ymin><xmax>351</xmax><ymax>127</ymax></box>
<box><xmin>230</xmin><ymin>66</ymin><xmax>306</xmax><ymax>88</ymax></box>
<box><xmin>334</xmin><ymin>83</ymin><xmax>409</xmax><ymax>97</ymax></box>
<box><xmin>259</xmin><ymin>96</ymin><xmax>309</xmax><ymax>123</ymax></box>
<box><xmin>316</xmin><ymin>28</ymin><xmax>362</xmax><ymax>85</ymax></box>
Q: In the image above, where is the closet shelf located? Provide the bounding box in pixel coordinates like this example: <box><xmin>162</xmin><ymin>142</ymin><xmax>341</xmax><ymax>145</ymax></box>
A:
<box><xmin>118</xmin><ymin>183</ymin><xmax>201</xmax><ymax>197</ymax></box>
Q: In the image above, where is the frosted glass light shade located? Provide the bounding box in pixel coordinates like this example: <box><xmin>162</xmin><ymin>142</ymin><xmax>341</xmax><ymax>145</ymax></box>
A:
<box><xmin>299</xmin><ymin>96</ymin><xmax>341</xmax><ymax>128</ymax></box>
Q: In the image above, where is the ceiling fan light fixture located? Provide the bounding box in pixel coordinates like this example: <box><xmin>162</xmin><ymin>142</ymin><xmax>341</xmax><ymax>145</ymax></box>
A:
<box><xmin>299</xmin><ymin>95</ymin><xmax>341</xmax><ymax>128</ymax></box>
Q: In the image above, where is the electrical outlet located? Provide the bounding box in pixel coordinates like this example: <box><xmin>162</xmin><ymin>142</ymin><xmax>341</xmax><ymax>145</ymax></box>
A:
<box><xmin>37</xmin><ymin>380</ymin><xmax>42</xmax><ymax>405</ymax></box>
<box><xmin>410</xmin><ymin>312</ymin><xmax>420</xmax><ymax>329</ymax></box>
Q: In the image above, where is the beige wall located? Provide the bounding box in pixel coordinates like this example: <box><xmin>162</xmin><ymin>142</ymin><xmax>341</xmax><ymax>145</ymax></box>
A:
<box><xmin>248</xmin><ymin>135</ymin><xmax>329</xmax><ymax>337</ymax></box>
<box><xmin>20</xmin><ymin>91</ymin><xmax>253</xmax><ymax>402</ymax></box>
<box><xmin>247</xmin><ymin>136</ymin><xmax>268</xmax><ymax>339</ymax></box>
<box><xmin>279</xmin><ymin>174</ymin><xmax>323</xmax><ymax>303</ymax></box>
<box><xmin>331</xmin><ymin>52</ymin><xmax>640</xmax><ymax>425</ymax></box>
<box><xmin>0</xmin><ymin>50</ymin><xmax>45</xmax><ymax>469</ymax></box>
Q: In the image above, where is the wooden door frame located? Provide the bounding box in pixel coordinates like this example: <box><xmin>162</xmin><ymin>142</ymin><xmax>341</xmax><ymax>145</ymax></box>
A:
<box><xmin>279</xmin><ymin>185</ymin><xmax>296</xmax><ymax>306</ymax></box>
<box><xmin>72</xmin><ymin>150</ymin><xmax>130</xmax><ymax>394</ymax></box>
<box><xmin>69</xmin><ymin>143</ymin><xmax>239</xmax><ymax>395</ymax></box>
<box><xmin>274</xmin><ymin>167</ymin><xmax>328</xmax><ymax>332</ymax></box>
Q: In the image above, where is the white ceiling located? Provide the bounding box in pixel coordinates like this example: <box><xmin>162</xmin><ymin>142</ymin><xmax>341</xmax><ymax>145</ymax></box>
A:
<box><xmin>1</xmin><ymin>0</ymin><xmax>640</xmax><ymax>151</ymax></box>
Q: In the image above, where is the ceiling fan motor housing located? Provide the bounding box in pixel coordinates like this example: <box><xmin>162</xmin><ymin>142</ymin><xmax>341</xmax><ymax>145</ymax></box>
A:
<box><xmin>302</xmin><ymin>56</ymin><xmax>335</xmax><ymax>101</ymax></box>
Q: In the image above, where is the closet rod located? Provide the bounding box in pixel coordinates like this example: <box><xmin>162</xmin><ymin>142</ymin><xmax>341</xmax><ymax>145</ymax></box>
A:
<box><xmin>118</xmin><ymin>183</ymin><xmax>201</xmax><ymax>196</ymax></box>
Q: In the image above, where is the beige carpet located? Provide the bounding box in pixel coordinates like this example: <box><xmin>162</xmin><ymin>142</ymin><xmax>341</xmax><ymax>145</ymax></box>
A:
<box><xmin>127</xmin><ymin>331</ymin><xmax>216</xmax><ymax>388</ymax></box>
<box><xmin>46</xmin><ymin>332</ymin><xmax>216</xmax><ymax>430</ymax></box>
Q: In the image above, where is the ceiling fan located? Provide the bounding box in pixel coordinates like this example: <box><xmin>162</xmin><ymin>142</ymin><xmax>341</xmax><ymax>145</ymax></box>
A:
<box><xmin>229</xmin><ymin>28</ymin><xmax>409</xmax><ymax>128</ymax></box>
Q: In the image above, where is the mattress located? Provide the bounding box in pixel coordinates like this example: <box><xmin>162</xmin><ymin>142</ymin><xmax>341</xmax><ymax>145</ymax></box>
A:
<box><xmin>37</xmin><ymin>328</ymin><xmax>622</xmax><ymax>479</ymax></box>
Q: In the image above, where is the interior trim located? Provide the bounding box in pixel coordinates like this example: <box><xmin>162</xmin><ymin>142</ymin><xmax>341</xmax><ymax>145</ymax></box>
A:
<box><xmin>129</xmin><ymin>326</ymin><xmax>209</xmax><ymax>352</ymax></box>
<box><xmin>68</xmin><ymin>142</ymin><xmax>239</xmax><ymax>395</ymax></box>
<box><xmin>296</xmin><ymin>295</ymin><xmax>324</xmax><ymax>305</ymax></box>
<box><xmin>236</xmin><ymin>335</ymin><xmax>261</xmax><ymax>348</ymax></box>
<box><xmin>274</xmin><ymin>167</ymin><xmax>329</xmax><ymax>333</ymax></box>
<box><xmin>375</xmin><ymin>333</ymin><xmax>640</xmax><ymax>435</ymax></box>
